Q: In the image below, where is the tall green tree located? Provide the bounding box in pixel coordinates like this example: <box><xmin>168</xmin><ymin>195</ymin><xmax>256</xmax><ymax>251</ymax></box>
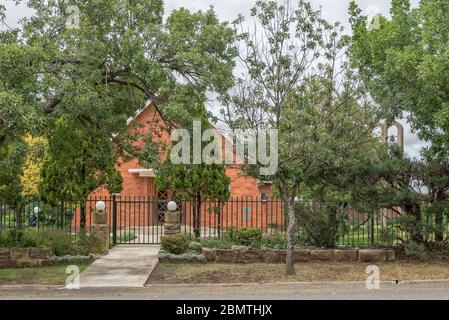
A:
<box><xmin>348</xmin><ymin>0</ymin><xmax>449</xmax><ymax>160</ymax></box>
<box><xmin>0</xmin><ymin>5</ymin><xmax>43</xmax><ymax>227</ymax></box>
<box><xmin>336</xmin><ymin>143</ymin><xmax>449</xmax><ymax>246</ymax></box>
<box><xmin>348</xmin><ymin>0</ymin><xmax>449</xmax><ymax>245</ymax></box>
<box><xmin>39</xmin><ymin>118</ymin><xmax>122</xmax><ymax>230</ymax></box>
<box><xmin>222</xmin><ymin>0</ymin><xmax>379</xmax><ymax>275</ymax></box>
<box><xmin>156</xmin><ymin>162</ymin><xmax>230</xmax><ymax>239</ymax></box>
<box><xmin>2</xmin><ymin>0</ymin><xmax>236</xmax><ymax>206</ymax></box>
<box><xmin>11</xmin><ymin>0</ymin><xmax>236</xmax><ymax>130</ymax></box>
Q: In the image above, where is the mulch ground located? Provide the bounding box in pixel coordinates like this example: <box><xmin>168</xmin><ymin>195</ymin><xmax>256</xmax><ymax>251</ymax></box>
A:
<box><xmin>147</xmin><ymin>260</ymin><xmax>449</xmax><ymax>284</ymax></box>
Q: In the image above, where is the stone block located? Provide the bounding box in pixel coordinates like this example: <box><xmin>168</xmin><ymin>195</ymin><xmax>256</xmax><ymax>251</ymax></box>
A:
<box><xmin>0</xmin><ymin>259</ymin><xmax>16</xmax><ymax>268</ymax></box>
<box><xmin>235</xmin><ymin>250</ymin><xmax>264</xmax><ymax>263</ymax></box>
<box><xmin>10</xmin><ymin>248</ymin><xmax>29</xmax><ymax>260</ymax></box>
<box><xmin>16</xmin><ymin>257</ymin><xmax>43</xmax><ymax>268</ymax></box>
<box><xmin>94</xmin><ymin>212</ymin><xmax>108</xmax><ymax>225</ymax></box>
<box><xmin>310</xmin><ymin>250</ymin><xmax>334</xmax><ymax>261</ymax></box>
<box><xmin>164</xmin><ymin>223</ymin><xmax>181</xmax><ymax>236</ymax></box>
<box><xmin>386</xmin><ymin>249</ymin><xmax>396</xmax><ymax>261</ymax></box>
<box><xmin>293</xmin><ymin>249</ymin><xmax>311</xmax><ymax>262</ymax></box>
<box><xmin>215</xmin><ymin>249</ymin><xmax>237</xmax><ymax>263</ymax></box>
<box><xmin>202</xmin><ymin>248</ymin><xmax>216</xmax><ymax>262</ymax></box>
<box><xmin>334</xmin><ymin>250</ymin><xmax>358</xmax><ymax>262</ymax></box>
<box><xmin>358</xmin><ymin>249</ymin><xmax>387</xmax><ymax>262</ymax></box>
<box><xmin>263</xmin><ymin>249</ymin><xmax>281</xmax><ymax>263</ymax></box>
<box><xmin>165</xmin><ymin>211</ymin><xmax>181</xmax><ymax>224</ymax></box>
<box><xmin>29</xmin><ymin>247</ymin><xmax>52</xmax><ymax>259</ymax></box>
<box><xmin>0</xmin><ymin>248</ymin><xmax>10</xmax><ymax>259</ymax></box>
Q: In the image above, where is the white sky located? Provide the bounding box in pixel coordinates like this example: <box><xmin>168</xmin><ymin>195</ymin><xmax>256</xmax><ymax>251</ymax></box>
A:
<box><xmin>2</xmin><ymin>0</ymin><xmax>426</xmax><ymax>158</ymax></box>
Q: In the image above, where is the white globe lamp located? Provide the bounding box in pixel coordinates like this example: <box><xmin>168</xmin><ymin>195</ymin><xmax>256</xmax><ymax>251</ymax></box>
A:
<box><xmin>95</xmin><ymin>200</ymin><xmax>106</xmax><ymax>212</ymax></box>
<box><xmin>167</xmin><ymin>201</ymin><xmax>177</xmax><ymax>211</ymax></box>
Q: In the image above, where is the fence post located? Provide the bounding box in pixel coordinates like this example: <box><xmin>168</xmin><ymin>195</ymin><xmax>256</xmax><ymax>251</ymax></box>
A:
<box><xmin>112</xmin><ymin>194</ymin><xmax>118</xmax><ymax>246</ymax></box>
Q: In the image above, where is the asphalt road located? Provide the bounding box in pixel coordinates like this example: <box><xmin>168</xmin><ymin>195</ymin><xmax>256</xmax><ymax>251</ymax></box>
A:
<box><xmin>1</xmin><ymin>281</ymin><xmax>449</xmax><ymax>300</ymax></box>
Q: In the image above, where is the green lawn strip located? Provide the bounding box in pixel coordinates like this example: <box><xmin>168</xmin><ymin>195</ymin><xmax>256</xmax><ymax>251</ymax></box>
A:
<box><xmin>0</xmin><ymin>263</ymin><xmax>90</xmax><ymax>286</ymax></box>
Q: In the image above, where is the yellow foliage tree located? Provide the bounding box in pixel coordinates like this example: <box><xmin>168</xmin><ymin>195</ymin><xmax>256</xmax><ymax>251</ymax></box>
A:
<box><xmin>20</xmin><ymin>135</ymin><xmax>47</xmax><ymax>196</ymax></box>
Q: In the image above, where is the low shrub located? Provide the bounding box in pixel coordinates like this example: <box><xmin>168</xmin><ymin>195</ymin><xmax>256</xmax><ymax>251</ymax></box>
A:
<box><xmin>404</xmin><ymin>241</ymin><xmax>428</xmax><ymax>260</ymax></box>
<box><xmin>161</xmin><ymin>234</ymin><xmax>191</xmax><ymax>254</ymax></box>
<box><xmin>234</xmin><ymin>228</ymin><xmax>262</xmax><ymax>246</ymax></box>
<box><xmin>75</xmin><ymin>234</ymin><xmax>107</xmax><ymax>255</ymax></box>
<box><xmin>41</xmin><ymin>231</ymin><xmax>74</xmax><ymax>256</ymax></box>
<box><xmin>199</xmin><ymin>239</ymin><xmax>234</xmax><ymax>249</ymax></box>
<box><xmin>259</xmin><ymin>233</ymin><xmax>288</xmax><ymax>249</ymax></box>
<box><xmin>379</xmin><ymin>227</ymin><xmax>397</xmax><ymax>246</ymax></box>
<box><xmin>223</xmin><ymin>227</ymin><xmax>237</xmax><ymax>242</ymax></box>
<box><xmin>0</xmin><ymin>229</ymin><xmax>106</xmax><ymax>256</ymax></box>
<box><xmin>294</xmin><ymin>203</ymin><xmax>345</xmax><ymax>248</ymax></box>
<box><xmin>0</xmin><ymin>229</ymin><xmax>44</xmax><ymax>248</ymax></box>
<box><xmin>188</xmin><ymin>241</ymin><xmax>202</xmax><ymax>253</ymax></box>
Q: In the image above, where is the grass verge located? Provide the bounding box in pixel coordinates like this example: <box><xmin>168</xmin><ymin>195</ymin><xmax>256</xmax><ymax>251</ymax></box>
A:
<box><xmin>0</xmin><ymin>263</ymin><xmax>90</xmax><ymax>286</ymax></box>
<box><xmin>148</xmin><ymin>261</ymin><xmax>449</xmax><ymax>284</ymax></box>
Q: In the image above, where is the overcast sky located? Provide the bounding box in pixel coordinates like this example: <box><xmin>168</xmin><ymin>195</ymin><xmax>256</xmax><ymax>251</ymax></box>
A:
<box><xmin>2</xmin><ymin>0</ymin><xmax>427</xmax><ymax>158</ymax></box>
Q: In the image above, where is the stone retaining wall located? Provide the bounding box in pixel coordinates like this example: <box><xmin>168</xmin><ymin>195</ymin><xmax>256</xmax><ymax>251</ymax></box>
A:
<box><xmin>0</xmin><ymin>247</ymin><xmax>52</xmax><ymax>268</ymax></box>
<box><xmin>201</xmin><ymin>248</ymin><xmax>396</xmax><ymax>264</ymax></box>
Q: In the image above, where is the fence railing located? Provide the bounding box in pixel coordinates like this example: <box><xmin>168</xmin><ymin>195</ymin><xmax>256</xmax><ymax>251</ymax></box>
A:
<box><xmin>1</xmin><ymin>196</ymin><xmax>445</xmax><ymax>247</ymax></box>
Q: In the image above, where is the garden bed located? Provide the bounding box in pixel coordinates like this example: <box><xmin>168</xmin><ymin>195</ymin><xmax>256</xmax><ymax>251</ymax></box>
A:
<box><xmin>147</xmin><ymin>260</ymin><xmax>449</xmax><ymax>284</ymax></box>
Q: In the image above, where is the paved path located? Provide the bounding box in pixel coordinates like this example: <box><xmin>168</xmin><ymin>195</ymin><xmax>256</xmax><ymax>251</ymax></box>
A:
<box><xmin>2</xmin><ymin>281</ymin><xmax>449</xmax><ymax>299</ymax></box>
<box><xmin>79</xmin><ymin>245</ymin><xmax>159</xmax><ymax>287</ymax></box>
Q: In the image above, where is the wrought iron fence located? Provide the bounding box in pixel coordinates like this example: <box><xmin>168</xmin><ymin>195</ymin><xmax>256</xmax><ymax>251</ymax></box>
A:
<box><xmin>0</xmin><ymin>196</ymin><xmax>446</xmax><ymax>247</ymax></box>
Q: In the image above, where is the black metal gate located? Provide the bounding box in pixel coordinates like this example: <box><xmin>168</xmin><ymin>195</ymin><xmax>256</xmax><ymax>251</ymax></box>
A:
<box><xmin>111</xmin><ymin>194</ymin><xmax>169</xmax><ymax>245</ymax></box>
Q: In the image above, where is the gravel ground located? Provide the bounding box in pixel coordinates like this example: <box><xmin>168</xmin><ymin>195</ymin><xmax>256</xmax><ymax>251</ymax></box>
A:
<box><xmin>1</xmin><ymin>281</ymin><xmax>449</xmax><ymax>300</ymax></box>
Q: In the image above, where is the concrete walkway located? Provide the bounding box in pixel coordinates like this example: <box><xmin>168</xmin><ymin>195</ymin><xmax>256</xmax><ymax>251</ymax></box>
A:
<box><xmin>79</xmin><ymin>245</ymin><xmax>160</xmax><ymax>288</ymax></box>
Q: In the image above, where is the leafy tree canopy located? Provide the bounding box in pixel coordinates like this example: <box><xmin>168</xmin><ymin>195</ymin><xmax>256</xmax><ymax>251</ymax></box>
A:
<box><xmin>348</xmin><ymin>0</ymin><xmax>449</xmax><ymax>160</ymax></box>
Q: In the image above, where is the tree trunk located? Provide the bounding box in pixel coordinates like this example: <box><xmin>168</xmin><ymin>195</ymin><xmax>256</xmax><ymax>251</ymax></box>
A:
<box><xmin>80</xmin><ymin>201</ymin><xmax>86</xmax><ymax>232</ymax></box>
<box><xmin>14</xmin><ymin>204</ymin><xmax>23</xmax><ymax>230</ymax></box>
<box><xmin>435</xmin><ymin>209</ymin><xmax>444</xmax><ymax>243</ymax></box>
<box><xmin>285</xmin><ymin>200</ymin><xmax>296</xmax><ymax>276</ymax></box>
<box><xmin>193</xmin><ymin>195</ymin><xmax>202</xmax><ymax>239</ymax></box>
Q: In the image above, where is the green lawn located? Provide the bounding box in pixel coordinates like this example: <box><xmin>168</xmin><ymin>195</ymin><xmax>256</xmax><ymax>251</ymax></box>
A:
<box><xmin>0</xmin><ymin>263</ymin><xmax>90</xmax><ymax>286</ymax></box>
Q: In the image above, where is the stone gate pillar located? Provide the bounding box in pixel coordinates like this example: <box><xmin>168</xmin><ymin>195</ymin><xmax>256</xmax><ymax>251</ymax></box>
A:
<box><xmin>164</xmin><ymin>201</ymin><xmax>181</xmax><ymax>236</ymax></box>
<box><xmin>93</xmin><ymin>200</ymin><xmax>109</xmax><ymax>251</ymax></box>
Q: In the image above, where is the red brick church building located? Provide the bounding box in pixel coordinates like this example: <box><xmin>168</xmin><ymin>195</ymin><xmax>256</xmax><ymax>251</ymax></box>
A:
<box><xmin>74</xmin><ymin>101</ymin><xmax>282</xmax><ymax>239</ymax></box>
<box><xmin>103</xmin><ymin>100</ymin><xmax>273</xmax><ymax>199</ymax></box>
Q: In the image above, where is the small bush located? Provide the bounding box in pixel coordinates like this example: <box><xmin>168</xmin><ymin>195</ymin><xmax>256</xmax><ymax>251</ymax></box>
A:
<box><xmin>188</xmin><ymin>241</ymin><xmax>202</xmax><ymax>253</ymax></box>
<box><xmin>0</xmin><ymin>229</ymin><xmax>106</xmax><ymax>256</ymax></box>
<box><xmin>234</xmin><ymin>228</ymin><xmax>262</xmax><ymax>246</ymax></box>
<box><xmin>76</xmin><ymin>234</ymin><xmax>107</xmax><ymax>255</ymax></box>
<box><xmin>259</xmin><ymin>233</ymin><xmax>288</xmax><ymax>249</ymax></box>
<box><xmin>42</xmin><ymin>231</ymin><xmax>73</xmax><ymax>256</ymax></box>
<box><xmin>0</xmin><ymin>229</ymin><xmax>44</xmax><ymax>248</ymax></box>
<box><xmin>223</xmin><ymin>227</ymin><xmax>237</xmax><ymax>242</ymax></box>
<box><xmin>405</xmin><ymin>241</ymin><xmax>427</xmax><ymax>260</ymax></box>
<box><xmin>161</xmin><ymin>234</ymin><xmax>191</xmax><ymax>254</ymax></box>
<box><xmin>294</xmin><ymin>203</ymin><xmax>345</xmax><ymax>248</ymax></box>
<box><xmin>199</xmin><ymin>239</ymin><xmax>234</xmax><ymax>249</ymax></box>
